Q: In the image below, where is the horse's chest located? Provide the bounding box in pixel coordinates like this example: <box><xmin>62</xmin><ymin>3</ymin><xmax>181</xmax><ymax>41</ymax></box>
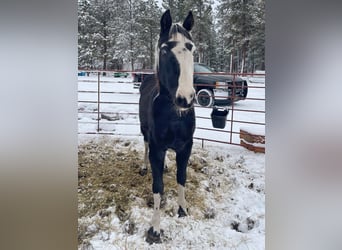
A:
<box><xmin>152</xmin><ymin>111</ymin><xmax>195</xmax><ymax>150</ymax></box>
<box><xmin>150</xmin><ymin>95</ymin><xmax>195</xmax><ymax>149</ymax></box>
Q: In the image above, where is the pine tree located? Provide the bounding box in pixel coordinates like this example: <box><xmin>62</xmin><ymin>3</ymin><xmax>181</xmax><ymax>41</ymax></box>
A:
<box><xmin>78</xmin><ymin>0</ymin><xmax>98</xmax><ymax>69</ymax></box>
<box><xmin>136</xmin><ymin>0</ymin><xmax>162</xmax><ymax>69</ymax></box>
<box><xmin>161</xmin><ymin>0</ymin><xmax>190</xmax><ymax>22</ymax></box>
<box><xmin>116</xmin><ymin>0</ymin><xmax>140</xmax><ymax>71</ymax></box>
<box><xmin>248</xmin><ymin>0</ymin><xmax>265</xmax><ymax>71</ymax></box>
<box><xmin>91</xmin><ymin>0</ymin><xmax>117</xmax><ymax>72</ymax></box>
<box><xmin>217</xmin><ymin>0</ymin><xmax>265</xmax><ymax>73</ymax></box>
<box><xmin>162</xmin><ymin>0</ymin><xmax>216</xmax><ymax>65</ymax></box>
<box><xmin>77</xmin><ymin>0</ymin><xmax>264</xmax><ymax>72</ymax></box>
<box><xmin>78</xmin><ymin>0</ymin><xmax>127</xmax><ymax>71</ymax></box>
<box><xmin>206</xmin><ymin>24</ymin><xmax>219</xmax><ymax>69</ymax></box>
<box><xmin>190</xmin><ymin>0</ymin><xmax>213</xmax><ymax>64</ymax></box>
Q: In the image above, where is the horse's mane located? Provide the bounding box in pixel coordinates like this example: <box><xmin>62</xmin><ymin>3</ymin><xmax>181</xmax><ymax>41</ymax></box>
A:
<box><xmin>169</xmin><ymin>23</ymin><xmax>193</xmax><ymax>41</ymax></box>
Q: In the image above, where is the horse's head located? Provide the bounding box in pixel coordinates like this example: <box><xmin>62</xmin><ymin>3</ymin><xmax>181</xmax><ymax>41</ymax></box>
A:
<box><xmin>156</xmin><ymin>10</ymin><xmax>196</xmax><ymax>111</ymax></box>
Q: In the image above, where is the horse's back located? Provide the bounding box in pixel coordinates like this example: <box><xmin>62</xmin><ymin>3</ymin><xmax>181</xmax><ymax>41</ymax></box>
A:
<box><xmin>139</xmin><ymin>74</ymin><xmax>158</xmax><ymax>141</ymax></box>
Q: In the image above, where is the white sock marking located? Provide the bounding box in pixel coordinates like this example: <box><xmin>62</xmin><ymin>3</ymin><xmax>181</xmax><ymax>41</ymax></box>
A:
<box><xmin>178</xmin><ymin>184</ymin><xmax>186</xmax><ymax>211</ymax></box>
<box><xmin>151</xmin><ymin>193</ymin><xmax>161</xmax><ymax>234</ymax></box>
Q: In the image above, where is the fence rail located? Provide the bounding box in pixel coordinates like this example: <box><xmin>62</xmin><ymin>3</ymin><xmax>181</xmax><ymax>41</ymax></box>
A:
<box><xmin>78</xmin><ymin>70</ymin><xmax>265</xmax><ymax>148</ymax></box>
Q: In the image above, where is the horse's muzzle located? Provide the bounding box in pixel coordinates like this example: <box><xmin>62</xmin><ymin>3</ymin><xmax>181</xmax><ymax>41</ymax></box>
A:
<box><xmin>175</xmin><ymin>94</ymin><xmax>195</xmax><ymax>109</ymax></box>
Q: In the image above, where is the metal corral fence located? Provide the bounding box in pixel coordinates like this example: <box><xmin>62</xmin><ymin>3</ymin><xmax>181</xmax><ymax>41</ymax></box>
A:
<box><xmin>78</xmin><ymin>70</ymin><xmax>265</xmax><ymax>148</ymax></box>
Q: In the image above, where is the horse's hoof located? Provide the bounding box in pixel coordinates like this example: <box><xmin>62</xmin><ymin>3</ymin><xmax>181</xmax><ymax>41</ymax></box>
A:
<box><xmin>146</xmin><ymin>227</ymin><xmax>162</xmax><ymax>244</ymax></box>
<box><xmin>178</xmin><ymin>206</ymin><xmax>187</xmax><ymax>217</ymax></box>
<box><xmin>139</xmin><ymin>168</ymin><xmax>148</xmax><ymax>176</ymax></box>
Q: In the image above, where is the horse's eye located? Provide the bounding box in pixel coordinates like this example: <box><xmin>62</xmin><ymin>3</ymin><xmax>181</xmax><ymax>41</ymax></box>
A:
<box><xmin>185</xmin><ymin>43</ymin><xmax>193</xmax><ymax>51</ymax></box>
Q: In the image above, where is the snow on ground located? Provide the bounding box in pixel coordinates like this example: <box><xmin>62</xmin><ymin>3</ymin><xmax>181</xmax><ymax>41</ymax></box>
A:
<box><xmin>78</xmin><ymin>136</ymin><xmax>264</xmax><ymax>250</ymax></box>
<box><xmin>78</xmin><ymin>74</ymin><xmax>265</xmax><ymax>249</ymax></box>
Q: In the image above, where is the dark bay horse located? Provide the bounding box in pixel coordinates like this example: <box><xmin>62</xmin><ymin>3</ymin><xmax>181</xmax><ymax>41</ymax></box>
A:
<box><xmin>139</xmin><ymin>9</ymin><xmax>196</xmax><ymax>244</ymax></box>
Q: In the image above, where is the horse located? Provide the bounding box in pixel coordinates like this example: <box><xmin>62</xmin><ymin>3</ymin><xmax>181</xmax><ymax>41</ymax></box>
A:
<box><xmin>138</xmin><ymin>9</ymin><xmax>196</xmax><ymax>244</ymax></box>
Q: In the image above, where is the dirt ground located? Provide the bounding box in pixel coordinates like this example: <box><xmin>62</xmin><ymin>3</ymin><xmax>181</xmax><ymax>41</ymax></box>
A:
<box><xmin>78</xmin><ymin>137</ymin><xmax>214</xmax><ymax>245</ymax></box>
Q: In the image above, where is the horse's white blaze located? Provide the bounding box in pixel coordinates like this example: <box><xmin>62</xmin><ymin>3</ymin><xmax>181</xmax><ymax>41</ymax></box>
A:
<box><xmin>177</xmin><ymin>184</ymin><xmax>186</xmax><ymax>211</ymax></box>
<box><xmin>170</xmin><ymin>33</ymin><xmax>195</xmax><ymax>104</ymax></box>
<box><xmin>151</xmin><ymin>193</ymin><xmax>161</xmax><ymax>234</ymax></box>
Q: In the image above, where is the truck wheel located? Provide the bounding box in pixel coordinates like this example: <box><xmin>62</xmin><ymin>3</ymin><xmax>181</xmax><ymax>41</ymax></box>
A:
<box><xmin>196</xmin><ymin>89</ymin><xmax>214</xmax><ymax>107</ymax></box>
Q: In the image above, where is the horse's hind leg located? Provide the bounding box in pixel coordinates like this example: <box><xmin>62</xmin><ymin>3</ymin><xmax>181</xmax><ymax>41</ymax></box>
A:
<box><xmin>163</xmin><ymin>150</ymin><xmax>169</xmax><ymax>172</ymax></box>
<box><xmin>140</xmin><ymin>142</ymin><xmax>168</xmax><ymax>176</ymax></box>
<box><xmin>176</xmin><ymin>140</ymin><xmax>193</xmax><ymax>217</ymax></box>
<box><xmin>139</xmin><ymin>141</ymin><xmax>149</xmax><ymax>176</ymax></box>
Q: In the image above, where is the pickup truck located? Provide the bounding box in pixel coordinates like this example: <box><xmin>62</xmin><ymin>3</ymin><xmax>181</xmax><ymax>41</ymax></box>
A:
<box><xmin>132</xmin><ymin>63</ymin><xmax>248</xmax><ymax>107</ymax></box>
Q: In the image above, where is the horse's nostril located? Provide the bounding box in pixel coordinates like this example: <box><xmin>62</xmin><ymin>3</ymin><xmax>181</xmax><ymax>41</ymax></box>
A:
<box><xmin>176</xmin><ymin>96</ymin><xmax>194</xmax><ymax>108</ymax></box>
<box><xmin>176</xmin><ymin>96</ymin><xmax>185</xmax><ymax>107</ymax></box>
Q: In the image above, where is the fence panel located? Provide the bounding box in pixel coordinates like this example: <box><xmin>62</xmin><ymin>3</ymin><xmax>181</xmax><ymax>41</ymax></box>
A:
<box><xmin>78</xmin><ymin>70</ymin><xmax>265</xmax><ymax>148</ymax></box>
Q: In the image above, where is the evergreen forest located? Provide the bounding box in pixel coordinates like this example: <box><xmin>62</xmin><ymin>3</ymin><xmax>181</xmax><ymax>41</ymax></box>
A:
<box><xmin>78</xmin><ymin>0</ymin><xmax>265</xmax><ymax>73</ymax></box>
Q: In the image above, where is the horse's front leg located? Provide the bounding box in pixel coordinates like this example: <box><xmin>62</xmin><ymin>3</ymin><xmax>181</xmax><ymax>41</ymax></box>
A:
<box><xmin>146</xmin><ymin>142</ymin><xmax>166</xmax><ymax>244</ymax></box>
<box><xmin>176</xmin><ymin>140</ymin><xmax>193</xmax><ymax>217</ymax></box>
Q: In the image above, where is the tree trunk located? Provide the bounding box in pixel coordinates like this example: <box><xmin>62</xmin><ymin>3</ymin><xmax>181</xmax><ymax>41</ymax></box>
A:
<box><xmin>130</xmin><ymin>39</ymin><xmax>134</xmax><ymax>71</ymax></box>
<box><xmin>103</xmin><ymin>55</ymin><xmax>107</xmax><ymax>76</ymax></box>
<box><xmin>102</xmin><ymin>20</ymin><xmax>107</xmax><ymax>75</ymax></box>
<box><xmin>150</xmin><ymin>29</ymin><xmax>153</xmax><ymax>69</ymax></box>
<box><xmin>241</xmin><ymin>47</ymin><xmax>245</xmax><ymax>74</ymax></box>
<box><xmin>129</xmin><ymin>0</ymin><xmax>134</xmax><ymax>71</ymax></box>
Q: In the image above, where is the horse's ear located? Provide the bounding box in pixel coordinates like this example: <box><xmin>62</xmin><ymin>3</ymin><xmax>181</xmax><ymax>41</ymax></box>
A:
<box><xmin>183</xmin><ymin>11</ymin><xmax>194</xmax><ymax>32</ymax></box>
<box><xmin>160</xmin><ymin>9</ymin><xmax>172</xmax><ymax>35</ymax></box>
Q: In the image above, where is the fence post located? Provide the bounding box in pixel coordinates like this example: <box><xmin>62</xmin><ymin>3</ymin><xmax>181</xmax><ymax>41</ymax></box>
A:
<box><xmin>229</xmin><ymin>73</ymin><xmax>236</xmax><ymax>144</ymax></box>
<box><xmin>97</xmin><ymin>71</ymin><xmax>100</xmax><ymax>132</ymax></box>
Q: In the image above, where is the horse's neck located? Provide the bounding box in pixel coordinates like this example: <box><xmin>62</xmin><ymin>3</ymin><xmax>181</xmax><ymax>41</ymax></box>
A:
<box><xmin>153</xmin><ymin>87</ymin><xmax>174</xmax><ymax>111</ymax></box>
<box><xmin>157</xmin><ymin>82</ymin><xmax>172</xmax><ymax>99</ymax></box>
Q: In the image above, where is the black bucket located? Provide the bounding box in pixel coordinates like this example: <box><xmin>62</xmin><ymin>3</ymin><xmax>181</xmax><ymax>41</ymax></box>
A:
<box><xmin>211</xmin><ymin>107</ymin><xmax>229</xmax><ymax>129</ymax></box>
